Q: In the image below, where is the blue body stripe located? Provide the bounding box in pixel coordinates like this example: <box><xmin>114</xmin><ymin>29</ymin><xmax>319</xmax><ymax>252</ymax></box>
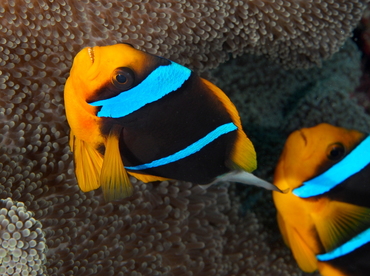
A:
<box><xmin>317</xmin><ymin>227</ymin><xmax>370</xmax><ymax>261</ymax></box>
<box><xmin>293</xmin><ymin>136</ymin><xmax>370</xmax><ymax>198</ymax></box>
<box><xmin>89</xmin><ymin>61</ymin><xmax>191</xmax><ymax>118</ymax></box>
<box><xmin>125</xmin><ymin>122</ymin><xmax>238</xmax><ymax>171</ymax></box>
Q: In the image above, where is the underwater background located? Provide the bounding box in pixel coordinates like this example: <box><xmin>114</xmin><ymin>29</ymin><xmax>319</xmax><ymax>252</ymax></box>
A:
<box><xmin>1</xmin><ymin>0</ymin><xmax>370</xmax><ymax>275</ymax></box>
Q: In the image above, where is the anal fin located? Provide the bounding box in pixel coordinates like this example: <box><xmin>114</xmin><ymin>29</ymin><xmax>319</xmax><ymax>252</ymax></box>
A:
<box><xmin>317</xmin><ymin>262</ymin><xmax>348</xmax><ymax>276</ymax></box>
<box><xmin>127</xmin><ymin>171</ymin><xmax>170</xmax><ymax>183</ymax></box>
<box><xmin>70</xmin><ymin>129</ymin><xmax>103</xmax><ymax>192</ymax></box>
<box><xmin>101</xmin><ymin>125</ymin><xmax>133</xmax><ymax>201</ymax></box>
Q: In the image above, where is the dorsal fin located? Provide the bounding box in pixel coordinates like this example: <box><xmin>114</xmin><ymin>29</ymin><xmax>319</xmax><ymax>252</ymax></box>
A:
<box><xmin>201</xmin><ymin>78</ymin><xmax>257</xmax><ymax>172</ymax></box>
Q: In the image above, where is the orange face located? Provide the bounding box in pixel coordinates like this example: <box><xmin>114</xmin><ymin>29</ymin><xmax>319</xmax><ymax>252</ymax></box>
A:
<box><xmin>274</xmin><ymin>123</ymin><xmax>365</xmax><ymax>192</ymax></box>
<box><xmin>64</xmin><ymin>44</ymin><xmax>165</xmax><ymax>148</ymax></box>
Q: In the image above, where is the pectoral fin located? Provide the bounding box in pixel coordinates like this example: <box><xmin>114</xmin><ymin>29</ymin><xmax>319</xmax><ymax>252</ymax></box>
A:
<box><xmin>276</xmin><ymin>209</ymin><xmax>318</xmax><ymax>272</ymax></box>
<box><xmin>276</xmin><ymin>212</ymin><xmax>290</xmax><ymax>247</ymax></box>
<box><xmin>100</xmin><ymin>125</ymin><xmax>133</xmax><ymax>201</ymax></box>
<box><xmin>313</xmin><ymin>200</ymin><xmax>370</xmax><ymax>252</ymax></box>
<box><xmin>69</xmin><ymin>129</ymin><xmax>103</xmax><ymax>192</ymax></box>
<box><xmin>286</xmin><ymin>225</ymin><xmax>318</xmax><ymax>272</ymax></box>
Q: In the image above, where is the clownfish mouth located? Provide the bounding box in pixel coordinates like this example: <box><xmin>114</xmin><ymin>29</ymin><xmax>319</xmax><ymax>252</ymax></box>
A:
<box><xmin>87</xmin><ymin>47</ymin><xmax>94</xmax><ymax>64</ymax></box>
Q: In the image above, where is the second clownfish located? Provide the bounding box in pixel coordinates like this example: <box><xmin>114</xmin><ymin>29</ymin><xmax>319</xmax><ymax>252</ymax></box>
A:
<box><xmin>64</xmin><ymin>44</ymin><xmax>281</xmax><ymax>201</ymax></box>
<box><xmin>273</xmin><ymin>123</ymin><xmax>370</xmax><ymax>276</ymax></box>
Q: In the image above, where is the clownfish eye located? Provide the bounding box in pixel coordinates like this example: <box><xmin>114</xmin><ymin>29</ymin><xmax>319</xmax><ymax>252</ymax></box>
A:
<box><xmin>116</xmin><ymin>74</ymin><xmax>127</xmax><ymax>83</ymax></box>
<box><xmin>111</xmin><ymin>67</ymin><xmax>135</xmax><ymax>90</ymax></box>
<box><xmin>326</xmin><ymin>143</ymin><xmax>346</xmax><ymax>161</ymax></box>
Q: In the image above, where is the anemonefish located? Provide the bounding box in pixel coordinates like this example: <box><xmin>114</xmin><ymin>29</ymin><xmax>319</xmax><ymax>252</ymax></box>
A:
<box><xmin>64</xmin><ymin>43</ymin><xmax>282</xmax><ymax>201</ymax></box>
<box><xmin>273</xmin><ymin>123</ymin><xmax>370</xmax><ymax>276</ymax></box>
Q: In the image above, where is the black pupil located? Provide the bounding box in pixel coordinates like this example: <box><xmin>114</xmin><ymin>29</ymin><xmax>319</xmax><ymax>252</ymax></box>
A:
<box><xmin>330</xmin><ymin>146</ymin><xmax>345</xmax><ymax>159</ymax></box>
<box><xmin>116</xmin><ymin>74</ymin><xmax>127</xmax><ymax>83</ymax></box>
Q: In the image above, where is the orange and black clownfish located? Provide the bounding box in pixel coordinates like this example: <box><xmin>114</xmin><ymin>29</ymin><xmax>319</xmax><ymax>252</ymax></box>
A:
<box><xmin>273</xmin><ymin>123</ymin><xmax>370</xmax><ymax>276</ymax></box>
<box><xmin>64</xmin><ymin>43</ymin><xmax>282</xmax><ymax>201</ymax></box>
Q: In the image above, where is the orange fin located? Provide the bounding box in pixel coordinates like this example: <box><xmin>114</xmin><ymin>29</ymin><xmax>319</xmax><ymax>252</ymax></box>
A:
<box><xmin>285</xmin><ymin>222</ymin><xmax>318</xmax><ymax>272</ymax></box>
<box><xmin>100</xmin><ymin>125</ymin><xmax>133</xmax><ymax>201</ymax></box>
<box><xmin>201</xmin><ymin>78</ymin><xmax>257</xmax><ymax>172</ymax></box>
<box><xmin>313</xmin><ymin>200</ymin><xmax>370</xmax><ymax>252</ymax></box>
<box><xmin>276</xmin><ymin>212</ymin><xmax>290</xmax><ymax>247</ymax></box>
<box><xmin>69</xmin><ymin>129</ymin><xmax>103</xmax><ymax>192</ymax></box>
<box><xmin>317</xmin><ymin>262</ymin><xmax>348</xmax><ymax>276</ymax></box>
<box><xmin>127</xmin><ymin>172</ymin><xmax>170</xmax><ymax>183</ymax></box>
<box><xmin>229</xmin><ymin>130</ymin><xmax>257</xmax><ymax>173</ymax></box>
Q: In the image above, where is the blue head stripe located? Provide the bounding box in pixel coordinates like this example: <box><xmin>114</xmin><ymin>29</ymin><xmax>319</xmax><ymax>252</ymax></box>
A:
<box><xmin>317</xmin><ymin>227</ymin><xmax>370</xmax><ymax>261</ymax></box>
<box><xmin>293</xmin><ymin>135</ymin><xmax>370</xmax><ymax>198</ymax></box>
<box><xmin>89</xmin><ymin>61</ymin><xmax>192</xmax><ymax>118</ymax></box>
<box><xmin>125</xmin><ymin>122</ymin><xmax>238</xmax><ymax>171</ymax></box>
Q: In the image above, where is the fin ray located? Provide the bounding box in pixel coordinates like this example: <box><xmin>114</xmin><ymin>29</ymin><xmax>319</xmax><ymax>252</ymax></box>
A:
<box><xmin>317</xmin><ymin>262</ymin><xmax>348</xmax><ymax>276</ymax></box>
<box><xmin>101</xmin><ymin>125</ymin><xmax>133</xmax><ymax>201</ymax></box>
<box><xmin>70</xmin><ymin>129</ymin><xmax>103</xmax><ymax>192</ymax></box>
<box><xmin>230</xmin><ymin>129</ymin><xmax>258</xmax><ymax>173</ymax></box>
<box><xmin>276</xmin><ymin>212</ymin><xmax>290</xmax><ymax>247</ymax></box>
<box><xmin>127</xmin><ymin>171</ymin><xmax>170</xmax><ymax>183</ymax></box>
<box><xmin>313</xmin><ymin>200</ymin><xmax>370</xmax><ymax>252</ymax></box>
<box><xmin>201</xmin><ymin>78</ymin><xmax>257</xmax><ymax>172</ymax></box>
<box><xmin>287</xmin><ymin>226</ymin><xmax>318</xmax><ymax>272</ymax></box>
